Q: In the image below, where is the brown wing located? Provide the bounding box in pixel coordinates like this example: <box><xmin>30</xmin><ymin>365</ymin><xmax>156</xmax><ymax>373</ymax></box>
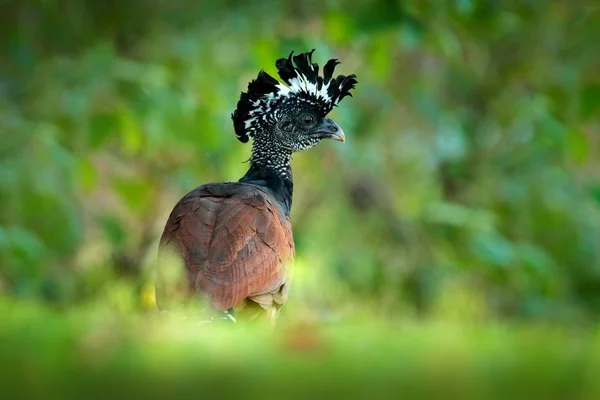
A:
<box><xmin>157</xmin><ymin>182</ymin><xmax>294</xmax><ymax>312</ymax></box>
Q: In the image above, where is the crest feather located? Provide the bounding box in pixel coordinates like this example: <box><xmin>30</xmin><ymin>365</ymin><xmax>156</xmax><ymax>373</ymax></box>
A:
<box><xmin>232</xmin><ymin>50</ymin><xmax>357</xmax><ymax>143</ymax></box>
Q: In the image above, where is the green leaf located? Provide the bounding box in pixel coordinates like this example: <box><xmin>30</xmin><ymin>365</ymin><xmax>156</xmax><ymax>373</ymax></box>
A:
<box><xmin>469</xmin><ymin>232</ymin><xmax>515</xmax><ymax>267</ymax></box>
<box><xmin>591</xmin><ymin>187</ymin><xmax>600</xmax><ymax>205</ymax></box>
<box><xmin>423</xmin><ymin>202</ymin><xmax>495</xmax><ymax>232</ymax></box>
<box><xmin>455</xmin><ymin>0</ymin><xmax>475</xmax><ymax>16</ymax></box>
<box><xmin>324</xmin><ymin>13</ymin><xmax>355</xmax><ymax>45</ymax></box>
<box><xmin>113</xmin><ymin>175</ymin><xmax>153</xmax><ymax>213</ymax></box>
<box><xmin>567</xmin><ymin>129</ymin><xmax>589</xmax><ymax>164</ymax></box>
<box><xmin>99</xmin><ymin>215</ymin><xmax>127</xmax><ymax>248</ymax></box>
<box><xmin>514</xmin><ymin>242</ymin><xmax>554</xmax><ymax>275</ymax></box>
<box><xmin>5</xmin><ymin>226</ymin><xmax>47</xmax><ymax>264</ymax></box>
<box><xmin>89</xmin><ymin>112</ymin><xmax>118</xmax><ymax>149</ymax></box>
<box><xmin>581</xmin><ymin>84</ymin><xmax>600</xmax><ymax>120</ymax></box>
<box><xmin>76</xmin><ymin>157</ymin><xmax>97</xmax><ymax>193</ymax></box>
<box><xmin>120</xmin><ymin>110</ymin><xmax>143</xmax><ymax>155</ymax></box>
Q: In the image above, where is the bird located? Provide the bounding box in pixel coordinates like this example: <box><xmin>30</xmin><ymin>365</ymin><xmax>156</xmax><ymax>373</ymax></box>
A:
<box><xmin>156</xmin><ymin>50</ymin><xmax>357</xmax><ymax>325</ymax></box>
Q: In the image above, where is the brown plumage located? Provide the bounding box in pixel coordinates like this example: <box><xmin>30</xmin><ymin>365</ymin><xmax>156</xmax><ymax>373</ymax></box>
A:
<box><xmin>158</xmin><ymin>183</ymin><xmax>294</xmax><ymax>320</ymax></box>
<box><xmin>156</xmin><ymin>50</ymin><xmax>356</xmax><ymax>324</ymax></box>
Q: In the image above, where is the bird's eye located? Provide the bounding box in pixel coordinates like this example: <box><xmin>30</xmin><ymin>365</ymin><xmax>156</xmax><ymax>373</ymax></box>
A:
<box><xmin>302</xmin><ymin>114</ymin><xmax>314</xmax><ymax>125</ymax></box>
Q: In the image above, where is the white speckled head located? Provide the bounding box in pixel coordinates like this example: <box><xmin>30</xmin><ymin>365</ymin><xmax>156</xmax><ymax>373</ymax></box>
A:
<box><xmin>232</xmin><ymin>50</ymin><xmax>357</xmax><ymax>146</ymax></box>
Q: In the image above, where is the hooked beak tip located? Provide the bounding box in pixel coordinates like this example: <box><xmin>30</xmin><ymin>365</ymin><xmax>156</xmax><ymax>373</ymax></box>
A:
<box><xmin>318</xmin><ymin>118</ymin><xmax>346</xmax><ymax>143</ymax></box>
<box><xmin>329</xmin><ymin>130</ymin><xmax>346</xmax><ymax>143</ymax></box>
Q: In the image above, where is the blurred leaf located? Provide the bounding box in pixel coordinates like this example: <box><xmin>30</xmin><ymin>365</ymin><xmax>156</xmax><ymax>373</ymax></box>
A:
<box><xmin>591</xmin><ymin>187</ymin><xmax>600</xmax><ymax>205</ymax></box>
<box><xmin>99</xmin><ymin>215</ymin><xmax>127</xmax><ymax>248</ymax></box>
<box><xmin>0</xmin><ymin>226</ymin><xmax>7</xmax><ymax>251</ymax></box>
<box><xmin>469</xmin><ymin>232</ymin><xmax>515</xmax><ymax>267</ymax></box>
<box><xmin>113</xmin><ymin>175</ymin><xmax>153</xmax><ymax>212</ymax></box>
<box><xmin>436</xmin><ymin>29</ymin><xmax>462</xmax><ymax>59</ymax></box>
<box><xmin>581</xmin><ymin>84</ymin><xmax>600</xmax><ymax>120</ymax></box>
<box><xmin>324</xmin><ymin>13</ymin><xmax>355</xmax><ymax>45</ymax></box>
<box><xmin>120</xmin><ymin>110</ymin><xmax>142</xmax><ymax>155</ymax></box>
<box><xmin>423</xmin><ymin>202</ymin><xmax>495</xmax><ymax>232</ymax></box>
<box><xmin>2</xmin><ymin>225</ymin><xmax>47</xmax><ymax>265</ymax></box>
<box><xmin>76</xmin><ymin>157</ymin><xmax>97</xmax><ymax>193</ymax></box>
<box><xmin>353</xmin><ymin>0</ymin><xmax>409</xmax><ymax>33</ymax></box>
<box><xmin>514</xmin><ymin>242</ymin><xmax>554</xmax><ymax>276</ymax></box>
<box><xmin>567</xmin><ymin>129</ymin><xmax>589</xmax><ymax>163</ymax></box>
<box><xmin>455</xmin><ymin>0</ymin><xmax>475</xmax><ymax>16</ymax></box>
<box><xmin>369</xmin><ymin>35</ymin><xmax>394</xmax><ymax>83</ymax></box>
<box><xmin>89</xmin><ymin>112</ymin><xmax>119</xmax><ymax>149</ymax></box>
<box><xmin>435</xmin><ymin>117</ymin><xmax>467</xmax><ymax>162</ymax></box>
<box><xmin>251</xmin><ymin>39</ymin><xmax>279</xmax><ymax>67</ymax></box>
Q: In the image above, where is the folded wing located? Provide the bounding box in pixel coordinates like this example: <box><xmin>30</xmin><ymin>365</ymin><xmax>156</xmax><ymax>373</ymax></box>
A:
<box><xmin>157</xmin><ymin>183</ymin><xmax>294</xmax><ymax>314</ymax></box>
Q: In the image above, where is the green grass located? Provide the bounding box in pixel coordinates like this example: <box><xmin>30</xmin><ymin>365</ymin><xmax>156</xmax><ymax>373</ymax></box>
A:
<box><xmin>2</xmin><ymin>297</ymin><xmax>599</xmax><ymax>400</ymax></box>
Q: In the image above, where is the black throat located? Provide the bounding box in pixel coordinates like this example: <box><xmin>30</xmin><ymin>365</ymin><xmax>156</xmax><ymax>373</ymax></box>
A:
<box><xmin>239</xmin><ymin>141</ymin><xmax>293</xmax><ymax>216</ymax></box>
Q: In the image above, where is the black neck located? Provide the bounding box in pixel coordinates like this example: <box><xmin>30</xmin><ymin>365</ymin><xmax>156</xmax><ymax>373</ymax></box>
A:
<box><xmin>239</xmin><ymin>146</ymin><xmax>293</xmax><ymax>216</ymax></box>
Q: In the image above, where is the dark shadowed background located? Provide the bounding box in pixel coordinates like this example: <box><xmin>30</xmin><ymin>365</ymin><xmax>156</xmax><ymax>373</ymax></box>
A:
<box><xmin>1</xmin><ymin>0</ymin><xmax>600</xmax><ymax>398</ymax></box>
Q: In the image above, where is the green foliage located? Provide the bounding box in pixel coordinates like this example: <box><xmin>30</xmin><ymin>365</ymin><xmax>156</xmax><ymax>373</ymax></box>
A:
<box><xmin>1</xmin><ymin>298</ymin><xmax>600</xmax><ymax>399</ymax></box>
<box><xmin>2</xmin><ymin>1</ymin><xmax>600</xmax><ymax>395</ymax></box>
<box><xmin>1</xmin><ymin>0</ymin><xmax>600</xmax><ymax>323</ymax></box>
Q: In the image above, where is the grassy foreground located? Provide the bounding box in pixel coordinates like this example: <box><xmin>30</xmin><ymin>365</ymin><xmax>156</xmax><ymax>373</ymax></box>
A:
<box><xmin>1</xmin><ymin>297</ymin><xmax>599</xmax><ymax>400</ymax></box>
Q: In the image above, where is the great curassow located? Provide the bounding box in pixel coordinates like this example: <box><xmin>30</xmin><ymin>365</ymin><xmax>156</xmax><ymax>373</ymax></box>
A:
<box><xmin>157</xmin><ymin>50</ymin><xmax>357</xmax><ymax>324</ymax></box>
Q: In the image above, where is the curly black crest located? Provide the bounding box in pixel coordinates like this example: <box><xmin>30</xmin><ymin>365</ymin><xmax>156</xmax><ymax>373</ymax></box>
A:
<box><xmin>231</xmin><ymin>50</ymin><xmax>357</xmax><ymax>143</ymax></box>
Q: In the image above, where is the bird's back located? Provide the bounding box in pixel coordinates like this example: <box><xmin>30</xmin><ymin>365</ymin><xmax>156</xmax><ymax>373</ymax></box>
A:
<box><xmin>157</xmin><ymin>182</ymin><xmax>294</xmax><ymax>320</ymax></box>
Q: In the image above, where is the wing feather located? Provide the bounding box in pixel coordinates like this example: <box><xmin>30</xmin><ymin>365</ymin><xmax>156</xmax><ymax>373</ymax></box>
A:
<box><xmin>158</xmin><ymin>183</ymin><xmax>294</xmax><ymax>312</ymax></box>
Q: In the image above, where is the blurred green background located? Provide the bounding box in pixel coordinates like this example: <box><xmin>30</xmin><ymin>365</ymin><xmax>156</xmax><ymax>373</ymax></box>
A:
<box><xmin>2</xmin><ymin>0</ymin><xmax>600</xmax><ymax>397</ymax></box>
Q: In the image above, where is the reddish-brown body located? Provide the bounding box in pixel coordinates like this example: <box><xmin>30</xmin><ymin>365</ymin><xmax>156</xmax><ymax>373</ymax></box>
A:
<box><xmin>157</xmin><ymin>182</ymin><xmax>294</xmax><ymax>318</ymax></box>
